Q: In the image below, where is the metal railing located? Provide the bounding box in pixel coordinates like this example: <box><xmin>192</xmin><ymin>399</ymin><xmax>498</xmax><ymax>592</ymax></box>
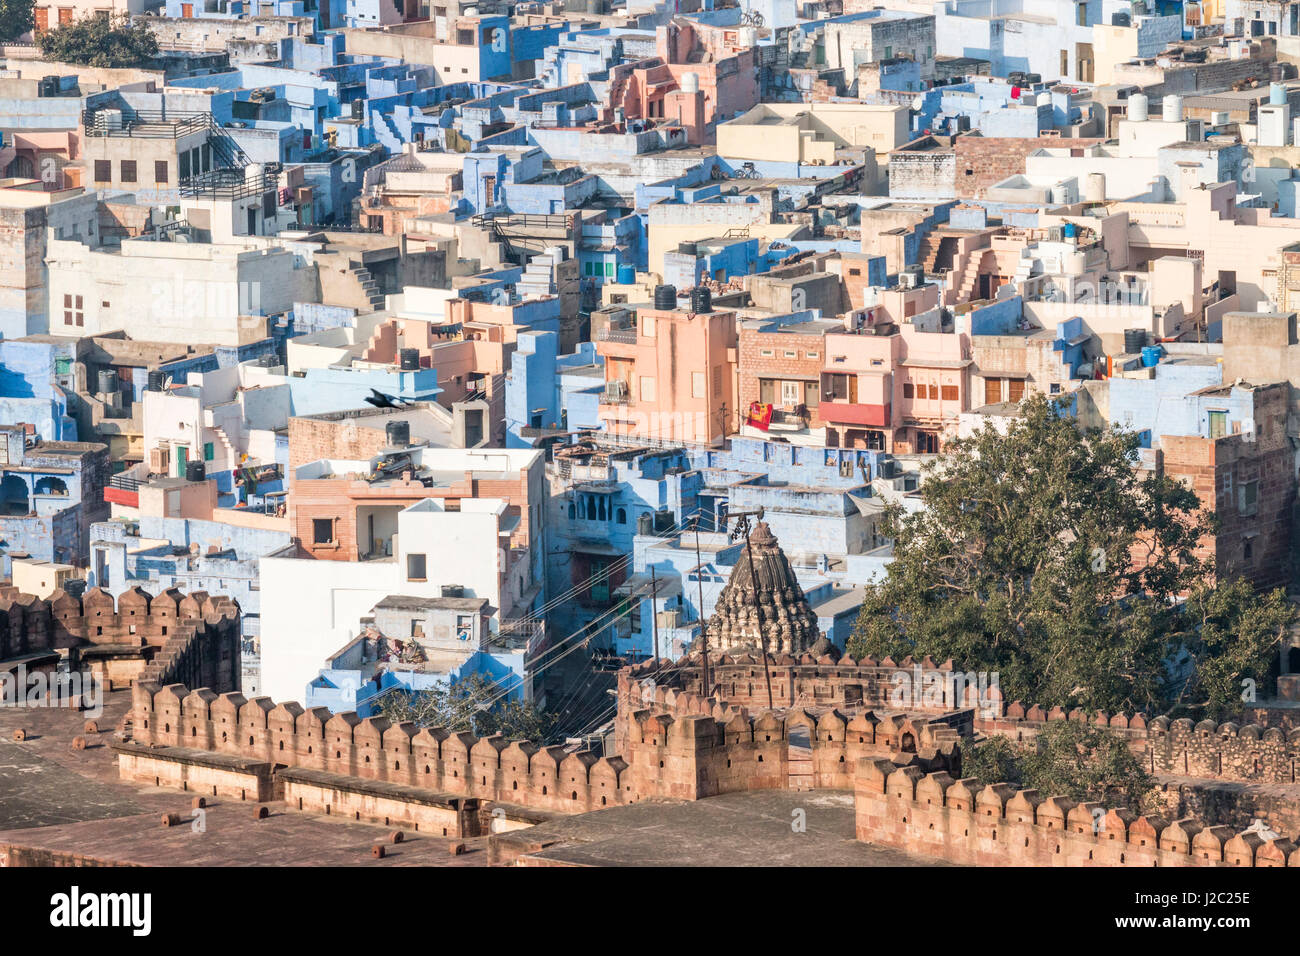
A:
<box><xmin>108</xmin><ymin>474</ymin><xmax>141</xmax><ymax>493</ymax></box>
<box><xmin>597</xmin><ymin>326</ymin><xmax>637</xmax><ymax>345</ymax></box>
<box><xmin>179</xmin><ymin>169</ymin><xmax>275</xmax><ymax>201</ymax></box>
<box><xmin>82</xmin><ymin>107</ymin><xmax>251</xmax><ymax>171</ymax></box>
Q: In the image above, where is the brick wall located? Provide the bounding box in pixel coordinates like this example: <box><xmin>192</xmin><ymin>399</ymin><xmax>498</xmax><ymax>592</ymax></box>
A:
<box><xmin>953</xmin><ymin>134</ymin><xmax>1105</xmax><ymax>198</ymax></box>
<box><xmin>737</xmin><ymin>327</ymin><xmax>827</xmax><ymax>425</ymax></box>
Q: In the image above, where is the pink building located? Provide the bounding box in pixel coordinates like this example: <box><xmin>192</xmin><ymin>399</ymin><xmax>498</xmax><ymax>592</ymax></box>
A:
<box><xmin>595</xmin><ymin>301</ymin><xmax>739</xmax><ymax>446</ymax></box>
<box><xmin>821</xmin><ymin>314</ymin><xmax>972</xmax><ymax>453</ymax></box>
<box><xmin>606</xmin><ymin>19</ymin><xmax>758</xmax><ymax>146</ymax></box>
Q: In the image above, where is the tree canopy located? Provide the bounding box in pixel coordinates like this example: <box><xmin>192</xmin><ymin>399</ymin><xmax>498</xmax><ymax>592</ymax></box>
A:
<box><xmin>848</xmin><ymin>393</ymin><xmax>1294</xmax><ymax>719</ymax></box>
<box><xmin>376</xmin><ymin>673</ymin><xmax>558</xmax><ymax>742</ymax></box>
<box><xmin>0</xmin><ymin>0</ymin><xmax>33</xmax><ymax>43</ymax></box>
<box><xmin>37</xmin><ymin>14</ymin><xmax>158</xmax><ymax>68</ymax></box>
<box><xmin>962</xmin><ymin>721</ymin><xmax>1158</xmax><ymax>812</ymax></box>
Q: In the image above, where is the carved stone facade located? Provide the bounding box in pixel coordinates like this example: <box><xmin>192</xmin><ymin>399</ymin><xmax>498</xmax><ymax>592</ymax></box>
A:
<box><xmin>704</xmin><ymin>522</ymin><xmax>821</xmax><ymax>657</ymax></box>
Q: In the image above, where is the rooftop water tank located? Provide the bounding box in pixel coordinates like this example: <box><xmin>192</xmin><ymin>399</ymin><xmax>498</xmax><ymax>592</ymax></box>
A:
<box><xmin>1128</xmin><ymin>93</ymin><xmax>1149</xmax><ymax>122</ymax></box>
<box><xmin>399</xmin><ymin>348</ymin><xmax>419</xmax><ymax>371</ymax></box>
<box><xmin>1086</xmin><ymin>172</ymin><xmax>1106</xmax><ymax>202</ymax></box>
<box><xmin>1271</xmin><ymin>82</ymin><xmax>1288</xmax><ymax>105</ymax></box>
<box><xmin>616</xmin><ymin>263</ymin><xmax>635</xmax><ymax>285</ymax></box>
<box><xmin>386</xmin><ymin>420</ymin><xmax>410</xmax><ymax>449</ymax></box>
<box><xmin>681</xmin><ymin>72</ymin><xmax>699</xmax><ymax>94</ymax></box>
<box><xmin>653</xmin><ymin>284</ymin><xmax>677</xmax><ymax>310</ymax></box>
<box><xmin>690</xmin><ymin>286</ymin><xmax>712</xmax><ymax>314</ymax></box>
<box><xmin>1163</xmin><ymin>95</ymin><xmax>1183</xmax><ymax>122</ymax></box>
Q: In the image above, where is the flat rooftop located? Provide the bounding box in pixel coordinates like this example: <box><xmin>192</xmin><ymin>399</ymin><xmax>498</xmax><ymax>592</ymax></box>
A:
<box><xmin>492</xmin><ymin>789</ymin><xmax>945</xmax><ymax>866</ymax></box>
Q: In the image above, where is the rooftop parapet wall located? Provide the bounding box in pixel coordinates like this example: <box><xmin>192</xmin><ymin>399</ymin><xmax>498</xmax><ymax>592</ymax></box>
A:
<box><xmin>618</xmin><ymin>656</ymin><xmax>1291</xmax><ymax>787</ymax></box>
<box><xmin>127</xmin><ymin>678</ymin><xmax>961</xmax><ymax>815</ymax></box>
<box><xmin>854</xmin><ymin>758</ymin><xmax>1300</xmax><ymax>867</ymax></box>
<box><xmin>0</xmin><ymin>586</ymin><xmax>239</xmax><ymax>692</ymax></box>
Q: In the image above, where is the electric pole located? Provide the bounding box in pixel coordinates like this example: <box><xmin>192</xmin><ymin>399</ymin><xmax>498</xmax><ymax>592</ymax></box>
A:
<box><xmin>690</xmin><ymin>513</ymin><xmax>710</xmax><ymax>698</ymax></box>
<box><xmin>728</xmin><ymin>507</ymin><xmax>774</xmax><ymax>711</ymax></box>
<box><xmin>650</xmin><ymin>565</ymin><xmax>659</xmax><ymax>664</ymax></box>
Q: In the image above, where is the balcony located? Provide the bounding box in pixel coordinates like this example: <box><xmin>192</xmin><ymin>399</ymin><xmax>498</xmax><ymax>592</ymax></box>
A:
<box><xmin>602</xmin><ymin>379</ymin><xmax>631</xmax><ymax>405</ymax></box>
<box><xmin>597</xmin><ymin>325</ymin><xmax>638</xmax><ymax>345</ymax></box>
<box><xmin>820</xmin><ymin>402</ymin><xmax>891</xmax><ymax>428</ymax></box>
<box><xmin>104</xmin><ymin>473</ymin><xmax>140</xmax><ymax>508</ymax></box>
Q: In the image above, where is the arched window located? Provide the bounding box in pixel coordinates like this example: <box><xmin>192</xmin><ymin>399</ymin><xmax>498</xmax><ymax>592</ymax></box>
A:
<box><xmin>0</xmin><ymin>475</ymin><xmax>29</xmax><ymax>516</ymax></box>
<box><xmin>616</xmin><ymin>507</ymin><xmax>627</xmax><ymax>524</ymax></box>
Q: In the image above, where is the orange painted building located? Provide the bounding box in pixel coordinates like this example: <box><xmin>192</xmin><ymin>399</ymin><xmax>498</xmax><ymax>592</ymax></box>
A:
<box><xmin>595</xmin><ymin>297</ymin><xmax>739</xmax><ymax>446</ymax></box>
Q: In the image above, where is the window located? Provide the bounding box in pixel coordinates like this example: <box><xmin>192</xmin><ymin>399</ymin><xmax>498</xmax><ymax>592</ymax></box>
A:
<box><xmin>692</xmin><ymin>371</ymin><xmax>706</xmax><ymax>399</ymax></box>
<box><xmin>1239</xmin><ymin>480</ymin><xmax>1259</xmax><ymax>516</ymax></box>
<box><xmin>1008</xmin><ymin>379</ymin><xmax>1025</xmax><ymax>402</ymax></box>
<box><xmin>903</xmin><ymin>383</ymin><xmax>915</xmax><ymax>399</ymax></box>
<box><xmin>805</xmin><ymin>351</ymin><xmax>819</xmax><ymax>359</ymax></box>
<box><xmin>179</xmin><ymin>151</ymin><xmax>190</xmax><ymax>180</ymax></box>
<box><xmin>120</xmin><ymin>160</ymin><xmax>136</xmax><ymax>183</ymax></box>
<box><xmin>781</xmin><ymin>380</ymin><xmax>802</xmax><ymax>406</ymax></box>
<box><xmin>1208</xmin><ymin>409</ymin><xmax>1228</xmax><ymax>439</ymax></box>
<box><xmin>640</xmin><ymin>376</ymin><xmax>656</xmax><ymax>402</ymax></box>
<box><xmin>928</xmin><ymin>384</ymin><xmax>939</xmax><ymax>400</ymax></box>
<box><xmin>93</xmin><ymin>160</ymin><xmax>111</xmax><ymax>183</ymax></box>
<box><xmin>784</xmin><ymin>350</ymin><xmax>797</xmax><ymax>359</ymax></box>
<box><xmin>759</xmin><ymin>349</ymin><xmax>774</xmax><ymax>357</ymax></box>
<box><xmin>941</xmin><ymin>385</ymin><xmax>959</xmax><ymax>402</ymax></box>
<box><xmin>203</xmin><ymin>442</ymin><xmax>214</xmax><ymax>461</ymax></box>
<box><xmin>642</xmin><ymin>314</ymin><xmax>655</xmax><ymax>338</ymax></box>
<box><xmin>407</xmin><ymin>553</ymin><xmax>427</xmax><ymax>581</ymax></box>
<box><xmin>62</xmin><ymin>293</ymin><xmax>83</xmax><ymax>327</ymax></box>
<box><xmin>312</xmin><ymin>518</ymin><xmax>334</xmax><ymax>545</ymax></box>
<box><xmin>713</xmin><ymin>367</ymin><xmax>722</xmax><ymax>396</ymax></box>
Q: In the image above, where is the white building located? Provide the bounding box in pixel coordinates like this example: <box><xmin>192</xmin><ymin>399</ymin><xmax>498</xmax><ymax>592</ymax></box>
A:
<box><xmin>259</xmin><ymin>496</ymin><xmax>528</xmax><ymax>702</ymax></box>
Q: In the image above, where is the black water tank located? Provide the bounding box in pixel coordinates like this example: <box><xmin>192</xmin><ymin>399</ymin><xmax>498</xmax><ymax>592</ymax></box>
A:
<box><xmin>637</xmin><ymin>512</ymin><xmax>654</xmax><ymax>536</ymax></box>
<box><xmin>690</xmin><ymin>286</ymin><xmax>712</xmax><ymax>314</ymax></box>
<box><xmin>147</xmin><ymin>370</ymin><xmax>166</xmax><ymax>391</ymax></box>
<box><xmin>653</xmin><ymin>284</ymin><xmax>677</xmax><ymax>310</ymax></box>
<box><xmin>1123</xmin><ymin>328</ymin><xmax>1147</xmax><ymax>353</ymax></box>
<box><xmin>97</xmin><ymin>369</ymin><xmax>119</xmax><ymax>395</ymax></box>
<box><xmin>386</xmin><ymin>420</ymin><xmax>410</xmax><ymax>448</ymax></box>
<box><xmin>185</xmin><ymin>460</ymin><xmax>206</xmax><ymax>483</ymax></box>
<box><xmin>399</xmin><ymin>348</ymin><xmax>419</xmax><ymax>370</ymax></box>
<box><xmin>677</xmin><ymin>241</ymin><xmax>698</xmax><ymax>257</ymax></box>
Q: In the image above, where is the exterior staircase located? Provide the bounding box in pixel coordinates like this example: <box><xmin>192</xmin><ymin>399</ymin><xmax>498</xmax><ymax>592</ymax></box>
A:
<box><xmin>348</xmin><ymin>262</ymin><xmax>387</xmax><ymax>311</ymax></box>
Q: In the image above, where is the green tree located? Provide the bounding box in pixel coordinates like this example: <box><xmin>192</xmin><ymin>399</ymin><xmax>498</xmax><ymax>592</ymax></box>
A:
<box><xmin>0</xmin><ymin>0</ymin><xmax>34</xmax><ymax>42</ymax></box>
<box><xmin>962</xmin><ymin>722</ymin><xmax>1158</xmax><ymax>812</ymax></box>
<box><xmin>37</xmin><ymin>13</ymin><xmax>158</xmax><ymax>68</ymax></box>
<box><xmin>848</xmin><ymin>393</ymin><xmax>1294</xmax><ymax>717</ymax></box>
<box><xmin>377</xmin><ymin>673</ymin><xmax>558</xmax><ymax>742</ymax></box>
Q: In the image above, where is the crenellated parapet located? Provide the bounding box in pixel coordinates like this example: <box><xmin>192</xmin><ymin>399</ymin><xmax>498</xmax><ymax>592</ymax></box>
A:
<box><xmin>1146</xmin><ymin>716</ymin><xmax>1300</xmax><ymax>784</ymax></box>
<box><xmin>854</xmin><ymin>758</ymin><xmax>1300</xmax><ymax>867</ymax></box>
<box><xmin>126</xmin><ymin>675</ymin><xmax>963</xmax><ymax>814</ymax></box>
<box><xmin>0</xmin><ymin>585</ymin><xmax>239</xmax><ymax>692</ymax></box>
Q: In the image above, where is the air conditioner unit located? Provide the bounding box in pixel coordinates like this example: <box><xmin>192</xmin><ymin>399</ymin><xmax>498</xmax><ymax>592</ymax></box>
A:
<box><xmin>96</xmin><ymin>109</ymin><xmax>124</xmax><ymax>131</ymax></box>
<box><xmin>149</xmin><ymin>446</ymin><xmax>169</xmax><ymax>475</ymax></box>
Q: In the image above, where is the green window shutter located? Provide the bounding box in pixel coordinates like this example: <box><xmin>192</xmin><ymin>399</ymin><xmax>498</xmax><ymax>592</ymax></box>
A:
<box><xmin>204</xmin><ymin>442</ymin><xmax>215</xmax><ymax>461</ymax></box>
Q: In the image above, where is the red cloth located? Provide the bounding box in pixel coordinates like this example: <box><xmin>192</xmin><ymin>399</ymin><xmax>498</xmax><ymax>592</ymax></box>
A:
<box><xmin>1011</xmin><ymin>86</ymin><xmax>1021</xmax><ymax>98</ymax></box>
<box><xmin>748</xmin><ymin>402</ymin><xmax>773</xmax><ymax>430</ymax></box>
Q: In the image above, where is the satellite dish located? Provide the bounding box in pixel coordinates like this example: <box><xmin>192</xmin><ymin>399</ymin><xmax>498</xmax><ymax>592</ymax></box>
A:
<box><xmin>911</xmin><ymin>96</ymin><xmax>924</xmax><ymax>111</ymax></box>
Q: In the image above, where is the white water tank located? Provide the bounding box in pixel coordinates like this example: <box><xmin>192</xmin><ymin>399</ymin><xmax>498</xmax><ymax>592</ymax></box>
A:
<box><xmin>1164</xmin><ymin>95</ymin><xmax>1183</xmax><ymax>122</ymax></box>
<box><xmin>739</xmin><ymin>26</ymin><xmax>757</xmax><ymax>48</ymax></box>
<box><xmin>1128</xmin><ymin>93</ymin><xmax>1149</xmax><ymax>122</ymax></box>
<box><xmin>1086</xmin><ymin>171</ymin><xmax>1106</xmax><ymax>202</ymax></box>
<box><xmin>681</xmin><ymin>71</ymin><xmax>700</xmax><ymax>94</ymax></box>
